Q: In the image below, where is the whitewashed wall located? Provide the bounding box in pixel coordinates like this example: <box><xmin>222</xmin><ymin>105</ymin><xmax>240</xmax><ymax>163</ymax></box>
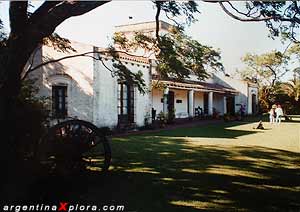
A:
<box><xmin>247</xmin><ymin>86</ymin><xmax>259</xmax><ymax>114</ymax></box>
<box><xmin>93</xmin><ymin>50</ymin><xmax>151</xmax><ymax>128</ymax></box>
<box><xmin>30</xmin><ymin>41</ymin><xmax>151</xmax><ymax>128</ymax></box>
<box><xmin>212</xmin><ymin>72</ymin><xmax>258</xmax><ymax>114</ymax></box>
<box><xmin>194</xmin><ymin>92</ymin><xmax>204</xmax><ymax>109</ymax></box>
<box><xmin>171</xmin><ymin>89</ymin><xmax>189</xmax><ymax>118</ymax></box>
<box><xmin>92</xmin><ymin>56</ymin><xmax>118</xmax><ymax>128</ymax></box>
<box><xmin>30</xmin><ymin>41</ymin><xmax>95</xmax><ymax>123</ymax></box>
<box><xmin>213</xmin><ymin>93</ymin><xmax>225</xmax><ymax>115</ymax></box>
<box><xmin>152</xmin><ymin>89</ymin><xmax>164</xmax><ymax>115</ymax></box>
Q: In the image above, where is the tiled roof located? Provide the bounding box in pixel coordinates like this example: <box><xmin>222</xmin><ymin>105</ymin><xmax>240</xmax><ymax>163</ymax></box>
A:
<box><xmin>117</xmin><ymin>52</ymin><xmax>150</xmax><ymax>64</ymax></box>
<box><xmin>99</xmin><ymin>50</ymin><xmax>150</xmax><ymax>64</ymax></box>
<box><xmin>152</xmin><ymin>79</ymin><xmax>238</xmax><ymax>94</ymax></box>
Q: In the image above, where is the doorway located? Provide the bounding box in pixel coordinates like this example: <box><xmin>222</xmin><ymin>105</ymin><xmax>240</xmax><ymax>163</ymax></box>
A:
<box><xmin>168</xmin><ymin>91</ymin><xmax>175</xmax><ymax>113</ymax></box>
<box><xmin>226</xmin><ymin>96</ymin><xmax>235</xmax><ymax>115</ymax></box>
<box><xmin>252</xmin><ymin>94</ymin><xmax>257</xmax><ymax>114</ymax></box>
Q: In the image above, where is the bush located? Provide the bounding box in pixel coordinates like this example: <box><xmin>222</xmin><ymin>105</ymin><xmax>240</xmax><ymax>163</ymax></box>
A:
<box><xmin>167</xmin><ymin>108</ymin><xmax>176</xmax><ymax>124</ymax></box>
<box><xmin>15</xmin><ymin>79</ymin><xmax>50</xmax><ymax>158</ymax></box>
<box><xmin>212</xmin><ymin>108</ymin><xmax>220</xmax><ymax>119</ymax></box>
<box><xmin>157</xmin><ymin>111</ymin><xmax>167</xmax><ymax>128</ymax></box>
<box><xmin>223</xmin><ymin>113</ymin><xmax>231</xmax><ymax>122</ymax></box>
<box><xmin>138</xmin><ymin>113</ymin><xmax>155</xmax><ymax>131</ymax></box>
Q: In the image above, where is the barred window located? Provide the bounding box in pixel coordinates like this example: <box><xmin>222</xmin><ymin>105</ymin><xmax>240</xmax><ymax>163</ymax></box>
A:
<box><xmin>117</xmin><ymin>82</ymin><xmax>134</xmax><ymax>124</ymax></box>
<box><xmin>52</xmin><ymin>85</ymin><xmax>67</xmax><ymax>118</ymax></box>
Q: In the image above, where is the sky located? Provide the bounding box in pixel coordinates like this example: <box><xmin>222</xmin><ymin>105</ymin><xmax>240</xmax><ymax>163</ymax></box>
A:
<box><xmin>0</xmin><ymin>1</ymin><xmax>293</xmax><ymax>79</ymax></box>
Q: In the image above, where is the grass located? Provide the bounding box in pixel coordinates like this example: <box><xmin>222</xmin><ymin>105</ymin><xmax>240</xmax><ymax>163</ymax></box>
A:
<box><xmin>16</xmin><ymin>119</ymin><xmax>300</xmax><ymax>211</ymax></box>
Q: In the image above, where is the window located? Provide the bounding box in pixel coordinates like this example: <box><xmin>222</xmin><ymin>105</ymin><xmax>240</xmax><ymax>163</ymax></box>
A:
<box><xmin>52</xmin><ymin>85</ymin><xmax>67</xmax><ymax>118</ymax></box>
<box><xmin>117</xmin><ymin>82</ymin><xmax>134</xmax><ymax>124</ymax></box>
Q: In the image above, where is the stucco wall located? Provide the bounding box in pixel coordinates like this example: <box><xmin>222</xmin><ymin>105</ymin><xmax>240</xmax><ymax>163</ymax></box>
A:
<box><xmin>29</xmin><ymin>41</ymin><xmax>95</xmax><ymax>123</ymax></box>
<box><xmin>152</xmin><ymin>88</ymin><xmax>164</xmax><ymax>116</ymax></box>
<box><xmin>194</xmin><ymin>92</ymin><xmax>204</xmax><ymax>109</ymax></box>
<box><xmin>93</xmin><ymin>50</ymin><xmax>151</xmax><ymax>128</ymax></box>
<box><xmin>29</xmin><ymin>41</ymin><xmax>151</xmax><ymax>128</ymax></box>
<box><xmin>171</xmin><ymin>89</ymin><xmax>188</xmax><ymax>118</ymax></box>
<box><xmin>213</xmin><ymin>93</ymin><xmax>225</xmax><ymax>115</ymax></box>
<box><xmin>212</xmin><ymin>72</ymin><xmax>259</xmax><ymax>114</ymax></box>
<box><xmin>152</xmin><ymin>88</ymin><xmax>190</xmax><ymax>118</ymax></box>
<box><xmin>247</xmin><ymin>86</ymin><xmax>259</xmax><ymax>114</ymax></box>
<box><xmin>134</xmin><ymin>70</ymin><xmax>152</xmax><ymax>127</ymax></box>
<box><xmin>152</xmin><ymin>89</ymin><xmax>210</xmax><ymax>118</ymax></box>
<box><xmin>93</xmin><ymin>57</ymin><xmax>118</xmax><ymax>128</ymax></box>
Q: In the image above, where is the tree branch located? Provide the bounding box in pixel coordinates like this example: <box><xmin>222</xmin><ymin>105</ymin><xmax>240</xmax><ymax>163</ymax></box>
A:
<box><xmin>22</xmin><ymin>49</ymin><xmax>149</xmax><ymax>80</ymax></box>
<box><xmin>219</xmin><ymin>2</ymin><xmax>274</xmax><ymax>22</ymax></box>
<box><xmin>28</xmin><ymin>1</ymin><xmax>110</xmax><ymax>40</ymax></box>
<box><xmin>23</xmin><ymin>51</ymin><xmax>103</xmax><ymax>80</ymax></box>
<box><xmin>227</xmin><ymin>1</ymin><xmax>252</xmax><ymax>17</ymax></box>
<box><xmin>24</xmin><ymin>46</ymin><xmax>42</xmax><ymax>78</ymax></box>
<box><xmin>265</xmin><ymin>65</ymin><xmax>277</xmax><ymax>87</ymax></box>
<box><xmin>28</xmin><ymin>1</ymin><xmax>61</xmax><ymax>25</ymax></box>
<box><xmin>293</xmin><ymin>1</ymin><xmax>300</xmax><ymax>15</ymax></box>
<box><xmin>165</xmin><ymin>11</ymin><xmax>181</xmax><ymax>28</ymax></box>
<box><xmin>155</xmin><ymin>1</ymin><xmax>162</xmax><ymax>43</ymax></box>
<box><xmin>9</xmin><ymin>1</ymin><xmax>29</xmax><ymax>36</ymax></box>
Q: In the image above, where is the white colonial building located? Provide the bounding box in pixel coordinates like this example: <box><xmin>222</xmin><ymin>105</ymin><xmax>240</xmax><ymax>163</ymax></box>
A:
<box><xmin>28</xmin><ymin>21</ymin><xmax>258</xmax><ymax>129</ymax></box>
<box><xmin>29</xmin><ymin>41</ymin><xmax>152</xmax><ymax>129</ymax></box>
<box><xmin>115</xmin><ymin>21</ymin><xmax>258</xmax><ymax>119</ymax></box>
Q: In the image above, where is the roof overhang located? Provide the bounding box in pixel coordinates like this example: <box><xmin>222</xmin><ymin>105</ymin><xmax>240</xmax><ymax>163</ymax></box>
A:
<box><xmin>152</xmin><ymin>79</ymin><xmax>238</xmax><ymax>95</ymax></box>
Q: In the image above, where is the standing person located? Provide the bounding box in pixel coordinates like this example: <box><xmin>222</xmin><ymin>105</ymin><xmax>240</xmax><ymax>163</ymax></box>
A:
<box><xmin>239</xmin><ymin>104</ymin><xmax>245</xmax><ymax>120</ymax></box>
<box><xmin>269</xmin><ymin>107</ymin><xmax>275</xmax><ymax>124</ymax></box>
<box><xmin>272</xmin><ymin>104</ymin><xmax>277</xmax><ymax>119</ymax></box>
<box><xmin>275</xmin><ymin>104</ymin><xmax>284</xmax><ymax>124</ymax></box>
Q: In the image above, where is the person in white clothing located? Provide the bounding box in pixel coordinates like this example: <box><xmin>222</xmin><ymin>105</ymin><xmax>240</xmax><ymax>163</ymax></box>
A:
<box><xmin>275</xmin><ymin>104</ymin><xmax>283</xmax><ymax>124</ymax></box>
<box><xmin>269</xmin><ymin>108</ymin><xmax>275</xmax><ymax>124</ymax></box>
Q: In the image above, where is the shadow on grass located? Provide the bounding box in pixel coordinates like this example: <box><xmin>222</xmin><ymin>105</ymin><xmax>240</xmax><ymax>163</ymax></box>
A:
<box><xmin>282</xmin><ymin>119</ymin><xmax>300</xmax><ymax>123</ymax></box>
<box><xmin>147</xmin><ymin>122</ymin><xmax>260</xmax><ymax>139</ymax></box>
<box><xmin>8</xmin><ymin>133</ymin><xmax>300</xmax><ymax>212</ymax></box>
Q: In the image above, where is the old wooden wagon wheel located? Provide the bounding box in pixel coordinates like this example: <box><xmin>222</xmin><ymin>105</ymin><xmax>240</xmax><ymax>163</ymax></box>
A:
<box><xmin>36</xmin><ymin>119</ymin><xmax>111</xmax><ymax>174</ymax></box>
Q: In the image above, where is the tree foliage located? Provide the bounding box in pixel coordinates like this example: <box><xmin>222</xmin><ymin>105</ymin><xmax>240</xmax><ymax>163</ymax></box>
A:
<box><xmin>0</xmin><ymin>1</ymin><xmax>204</xmax><ymax>95</ymax></box>
<box><xmin>237</xmin><ymin>48</ymin><xmax>292</xmax><ymax>112</ymax></box>
<box><xmin>238</xmin><ymin>50</ymin><xmax>290</xmax><ymax>87</ymax></box>
<box><xmin>280</xmin><ymin>73</ymin><xmax>300</xmax><ymax>102</ymax></box>
<box><xmin>114</xmin><ymin>26</ymin><xmax>223</xmax><ymax>81</ymax></box>
<box><xmin>216</xmin><ymin>1</ymin><xmax>300</xmax><ymax>42</ymax></box>
<box><xmin>156</xmin><ymin>1</ymin><xmax>199</xmax><ymax>27</ymax></box>
<box><xmin>15</xmin><ymin>79</ymin><xmax>50</xmax><ymax>155</ymax></box>
<box><xmin>238</xmin><ymin>46</ymin><xmax>300</xmax><ymax>113</ymax></box>
<box><xmin>0</xmin><ymin>19</ymin><xmax>5</xmax><ymax>41</ymax></box>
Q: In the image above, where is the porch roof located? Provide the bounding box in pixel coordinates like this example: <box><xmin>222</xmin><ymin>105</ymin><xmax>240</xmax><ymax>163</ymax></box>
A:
<box><xmin>152</xmin><ymin>79</ymin><xmax>238</xmax><ymax>95</ymax></box>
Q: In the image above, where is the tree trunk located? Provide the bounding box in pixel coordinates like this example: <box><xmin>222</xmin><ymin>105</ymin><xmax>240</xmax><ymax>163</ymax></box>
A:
<box><xmin>0</xmin><ymin>35</ymin><xmax>41</xmax><ymax>199</ymax></box>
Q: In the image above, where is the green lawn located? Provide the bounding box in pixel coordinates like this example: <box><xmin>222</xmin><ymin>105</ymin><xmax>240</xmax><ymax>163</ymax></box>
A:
<box><xmin>26</xmin><ymin>120</ymin><xmax>300</xmax><ymax>211</ymax></box>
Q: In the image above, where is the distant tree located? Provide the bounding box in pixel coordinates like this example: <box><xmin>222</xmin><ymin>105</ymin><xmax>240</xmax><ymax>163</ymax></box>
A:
<box><xmin>238</xmin><ymin>50</ymin><xmax>290</xmax><ymax>87</ymax></box>
<box><xmin>275</xmin><ymin>71</ymin><xmax>300</xmax><ymax>114</ymax></box>
<box><xmin>281</xmin><ymin>71</ymin><xmax>300</xmax><ymax>102</ymax></box>
<box><xmin>237</xmin><ymin>49</ymin><xmax>291</xmax><ymax>111</ymax></box>
<box><xmin>204</xmin><ymin>1</ymin><xmax>300</xmax><ymax>112</ymax></box>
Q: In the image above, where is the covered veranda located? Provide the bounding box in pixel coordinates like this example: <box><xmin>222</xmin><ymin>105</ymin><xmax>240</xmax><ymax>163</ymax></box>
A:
<box><xmin>151</xmin><ymin>79</ymin><xmax>238</xmax><ymax>119</ymax></box>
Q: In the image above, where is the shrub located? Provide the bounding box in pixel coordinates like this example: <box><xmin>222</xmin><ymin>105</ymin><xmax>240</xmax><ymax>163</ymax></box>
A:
<box><xmin>212</xmin><ymin>108</ymin><xmax>220</xmax><ymax>119</ymax></box>
<box><xmin>138</xmin><ymin>112</ymin><xmax>155</xmax><ymax>130</ymax></box>
<box><xmin>223</xmin><ymin>113</ymin><xmax>231</xmax><ymax>122</ymax></box>
<box><xmin>157</xmin><ymin>111</ymin><xmax>167</xmax><ymax>128</ymax></box>
<box><xmin>15</xmin><ymin>79</ymin><xmax>50</xmax><ymax>158</ymax></box>
<box><xmin>167</xmin><ymin>108</ymin><xmax>176</xmax><ymax>124</ymax></box>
